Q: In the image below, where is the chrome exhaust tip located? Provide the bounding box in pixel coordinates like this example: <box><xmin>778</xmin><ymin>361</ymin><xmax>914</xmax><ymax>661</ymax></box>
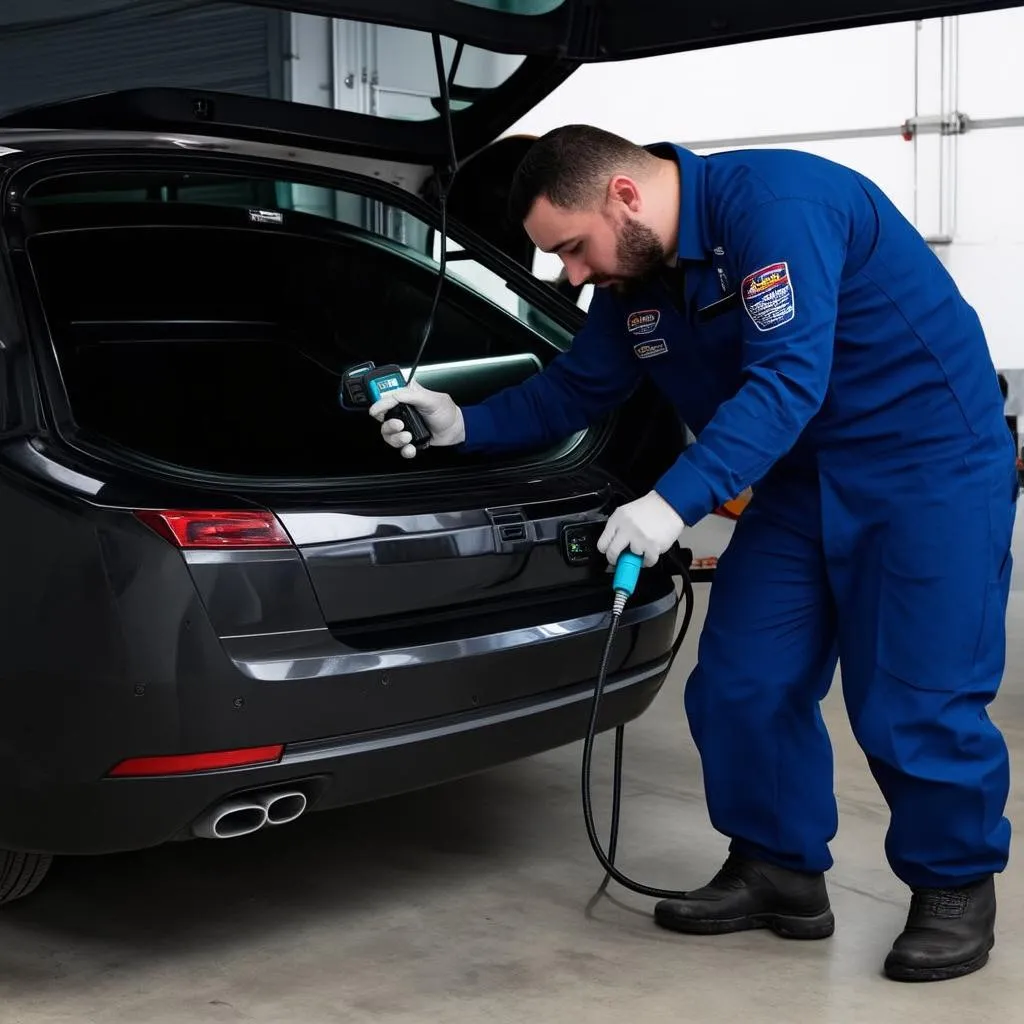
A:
<box><xmin>256</xmin><ymin>789</ymin><xmax>308</xmax><ymax>826</ymax></box>
<box><xmin>192</xmin><ymin>800</ymin><xmax>268</xmax><ymax>840</ymax></box>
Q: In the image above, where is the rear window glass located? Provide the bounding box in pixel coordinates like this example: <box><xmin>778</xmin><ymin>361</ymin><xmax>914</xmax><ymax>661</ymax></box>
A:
<box><xmin>24</xmin><ymin>169</ymin><xmax>572</xmax><ymax>349</ymax></box>
<box><xmin>22</xmin><ymin>168</ymin><xmax>579</xmax><ymax>477</ymax></box>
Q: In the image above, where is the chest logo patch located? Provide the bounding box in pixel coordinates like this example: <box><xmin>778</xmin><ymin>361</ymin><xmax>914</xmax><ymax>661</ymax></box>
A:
<box><xmin>633</xmin><ymin>338</ymin><xmax>668</xmax><ymax>360</ymax></box>
<box><xmin>741</xmin><ymin>261</ymin><xmax>795</xmax><ymax>332</ymax></box>
<box><xmin>626</xmin><ymin>309</ymin><xmax>661</xmax><ymax>336</ymax></box>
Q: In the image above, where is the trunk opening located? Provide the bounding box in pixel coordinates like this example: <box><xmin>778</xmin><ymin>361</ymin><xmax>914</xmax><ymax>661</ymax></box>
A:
<box><xmin>18</xmin><ymin>168</ymin><xmax>590</xmax><ymax>484</ymax></box>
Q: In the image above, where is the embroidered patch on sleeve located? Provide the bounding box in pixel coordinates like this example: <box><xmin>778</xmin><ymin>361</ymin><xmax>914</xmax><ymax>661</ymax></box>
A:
<box><xmin>741</xmin><ymin>262</ymin><xmax>795</xmax><ymax>332</ymax></box>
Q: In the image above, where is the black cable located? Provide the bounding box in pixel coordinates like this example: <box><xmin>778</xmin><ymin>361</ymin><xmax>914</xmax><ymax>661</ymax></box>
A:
<box><xmin>594</xmin><ymin>723</ymin><xmax>625</xmax><ymax>896</ymax></box>
<box><xmin>267</xmin><ymin>36</ymin><xmax>460</xmax><ymax>388</ymax></box>
<box><xmin>408</xmin><ymin>35</ymin><xmax>464</xmax><ymax>385</ymax></box>
<box><xmin>582</xmin><ymin>547</ymin><xmax>696</xmax><ymax>900</ymax></box>
<box><xmin>391</xmin><ymin>43</ymin><xmax>701</xmax><ymax>897</ymax></box>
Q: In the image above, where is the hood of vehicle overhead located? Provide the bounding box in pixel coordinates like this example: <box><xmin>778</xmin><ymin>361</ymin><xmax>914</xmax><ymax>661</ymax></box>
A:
<box><xmin>0</xmin><ymin>0</ymin><xmax>1018</xmax><ymax>166</ymax></box>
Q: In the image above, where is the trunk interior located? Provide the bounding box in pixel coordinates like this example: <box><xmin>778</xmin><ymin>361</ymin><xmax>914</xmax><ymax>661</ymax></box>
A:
<box><xmin>20</xmin><ymin>193</ymin><xmax>581</xmax><ymax>481</ymax></box>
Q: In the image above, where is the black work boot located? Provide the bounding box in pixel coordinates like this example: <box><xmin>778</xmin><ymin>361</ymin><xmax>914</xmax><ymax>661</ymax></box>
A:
<box><xmin>884</xmin><ymin>876</ymin><xmax>996</xmax><ymax>982</ymax></box>
<box><xmin>654</xmin><ymin>853</ymin><xmax>835</xmax><ymax>939</ymax></box>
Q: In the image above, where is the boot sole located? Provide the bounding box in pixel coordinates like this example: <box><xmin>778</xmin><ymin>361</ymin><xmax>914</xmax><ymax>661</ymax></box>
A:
<box><xmin>654</xmin><ymin>905</ymin><xmax>835</xmax><ymax>940</ymax></box>
<box><xmin>884</xmin><ymin>938</ymin><xmax>995</xmax><ymax>983</ymax></box>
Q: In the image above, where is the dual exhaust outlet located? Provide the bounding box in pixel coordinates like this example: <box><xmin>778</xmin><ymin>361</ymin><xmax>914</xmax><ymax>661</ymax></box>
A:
<box><xmin>192</xmin><ymin>788</ymin><xmax>308</xmax><ymax>840</ymax></box>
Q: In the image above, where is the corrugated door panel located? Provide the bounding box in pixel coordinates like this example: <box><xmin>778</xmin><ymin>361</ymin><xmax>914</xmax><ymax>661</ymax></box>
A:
<box><xmin>0</xmin><ymin>1</ymin><xmax>283</xmax><ymax>115</ymax></box>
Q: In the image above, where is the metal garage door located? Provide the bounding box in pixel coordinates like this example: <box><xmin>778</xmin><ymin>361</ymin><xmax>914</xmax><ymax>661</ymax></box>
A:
<box><xmin>0</xmin><ymin>1</ymin><xmax>285</xmax><ymax>116</ymax></box>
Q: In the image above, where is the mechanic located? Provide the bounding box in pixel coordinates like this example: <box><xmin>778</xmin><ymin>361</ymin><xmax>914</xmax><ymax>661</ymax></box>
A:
<box><xmin>369</xmin><ymin>125</ymin><xmax>1017</xmax><ymax>983</ymax></box>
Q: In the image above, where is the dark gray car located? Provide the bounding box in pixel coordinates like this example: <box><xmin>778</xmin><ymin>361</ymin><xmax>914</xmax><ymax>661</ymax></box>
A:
<box><xmin>0</xmin><ymin>0</ymin><xmax>1005</xmax><ymax>904</ymax></box>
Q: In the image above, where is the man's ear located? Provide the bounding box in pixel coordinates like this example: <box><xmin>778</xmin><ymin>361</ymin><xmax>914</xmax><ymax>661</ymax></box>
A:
<box><xmin>607</xmin><ymin>174</ymin><xmax>642</xmax><ymax>213</ymax></box>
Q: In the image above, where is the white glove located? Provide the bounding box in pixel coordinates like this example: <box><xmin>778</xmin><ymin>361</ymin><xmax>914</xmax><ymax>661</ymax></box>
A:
<box><xmin>368</xmin><ymin>379</ymin><xmax>466</xmax><ymax>459</ymax></box>
<box><xmin>597</xmin><ymin>491</ymin><xmax>685</xmax><ymax>568</ymax></box>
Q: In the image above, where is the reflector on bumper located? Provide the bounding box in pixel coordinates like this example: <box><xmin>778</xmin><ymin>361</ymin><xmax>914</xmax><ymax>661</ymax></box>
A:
<box><xmin>108</xmin><ymin>744</ymin><xmax>285</xmax><ymax>777</ymax></box>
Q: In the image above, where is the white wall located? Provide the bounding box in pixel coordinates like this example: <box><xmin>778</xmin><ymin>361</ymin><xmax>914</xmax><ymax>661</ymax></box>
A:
<box><xmin>507</xmin><ymin>23</ymin><xmax>916</xmax><ymax>149</ymax></box>
<box><xmin>503</xmin><ymin>9</ymin><xmax>1024</xmax><ymax>375</ymax></box>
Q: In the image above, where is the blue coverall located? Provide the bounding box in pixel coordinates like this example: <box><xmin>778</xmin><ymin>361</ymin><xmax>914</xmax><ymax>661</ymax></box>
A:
<box><xmin>460</xmin><ymin>143</ymin><xmax>1018</xmax><ymax>890</ymax></box>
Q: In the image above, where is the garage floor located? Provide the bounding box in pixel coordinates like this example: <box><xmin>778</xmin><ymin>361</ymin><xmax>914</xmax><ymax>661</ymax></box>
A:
<box><xmin>2</xmin><ymin>549</ymin><xmax>1022</xmax><ymax>1022</ymax></box>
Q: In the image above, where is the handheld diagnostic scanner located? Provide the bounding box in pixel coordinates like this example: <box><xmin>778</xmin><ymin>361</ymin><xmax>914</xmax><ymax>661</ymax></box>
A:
<box><xmin>340</xmin><ymin>361</ymin><xmax>432</xmax><ymax>450</ymax></box>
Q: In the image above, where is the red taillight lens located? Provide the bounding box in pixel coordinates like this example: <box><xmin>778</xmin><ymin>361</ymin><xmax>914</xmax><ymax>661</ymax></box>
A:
<box><xmin>108</xmin><ymin>744</ymin><xmax>285</xmax><ymax>778</ymax></box>
<box><xmin>135</xmin><ymin>510</ymin><xmax>292</xmax><ymax>549</ymax></box>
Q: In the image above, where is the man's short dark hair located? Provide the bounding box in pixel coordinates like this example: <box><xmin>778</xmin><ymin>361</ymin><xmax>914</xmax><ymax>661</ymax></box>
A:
<box><xmin>507</xmin><ymin>124</ymin><xmax>658</xmax><ymax>225</ymax></box>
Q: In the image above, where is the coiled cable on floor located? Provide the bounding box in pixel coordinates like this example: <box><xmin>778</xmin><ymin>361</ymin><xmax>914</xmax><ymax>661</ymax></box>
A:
<box><xmin>581</xmin><ymin>547</ymin><xmax>696</xmax><ymax>900</ymax></box>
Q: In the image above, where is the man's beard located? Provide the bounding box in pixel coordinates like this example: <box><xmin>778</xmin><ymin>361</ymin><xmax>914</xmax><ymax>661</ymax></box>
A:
<box><xmin>589</xmin><ymin>219</ymin><xmax>666</xmax><ymax>294</ymax></box>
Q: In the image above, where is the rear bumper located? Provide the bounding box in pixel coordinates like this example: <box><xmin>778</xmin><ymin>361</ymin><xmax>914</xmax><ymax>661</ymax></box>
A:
<box><xmin>0</xmin><ymin>465</ymin><xmax>680</xmax><ymax>855</ymax></box>
<box><xmin>0</xmin><ymin>655</ymin><xmax>670</xmax><ymax>856</ymax></box>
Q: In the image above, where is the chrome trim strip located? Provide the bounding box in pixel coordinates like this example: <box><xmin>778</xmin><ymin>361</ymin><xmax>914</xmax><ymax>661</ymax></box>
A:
<box><xmin>224</xmin><ymin>590</ymin><xmax>678</xmax><ymax>680</ymax></box>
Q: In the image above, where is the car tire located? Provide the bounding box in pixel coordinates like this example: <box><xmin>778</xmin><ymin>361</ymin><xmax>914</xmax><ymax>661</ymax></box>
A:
<box><xmin>0</xmin><ymin>850</ymin><xmax>52</xmax><ymax>905</ymax></box>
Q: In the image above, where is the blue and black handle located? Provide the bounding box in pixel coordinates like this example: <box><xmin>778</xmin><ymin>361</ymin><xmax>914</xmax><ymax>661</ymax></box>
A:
<box><xmin>341</xmin><ymin>361</ymin><xmax>432</xmax><ymax>450</ymax></box>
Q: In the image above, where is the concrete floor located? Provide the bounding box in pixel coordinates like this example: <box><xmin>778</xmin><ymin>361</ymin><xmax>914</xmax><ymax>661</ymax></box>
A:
<box><xmin>1</xmin><ymin>548</ymin><xmax>1023</xmax><ymax>1022</ymax></box>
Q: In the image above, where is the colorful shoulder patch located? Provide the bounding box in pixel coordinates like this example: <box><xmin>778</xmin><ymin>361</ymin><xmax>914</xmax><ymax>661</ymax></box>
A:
<box><xmin>741</xmin><ymin>262</ymin><xmax>795</xmax><ymax>332</ymax></box>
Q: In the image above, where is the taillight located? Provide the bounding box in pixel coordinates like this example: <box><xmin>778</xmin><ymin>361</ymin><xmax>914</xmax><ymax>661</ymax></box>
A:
<box><xmin>108</xmin><ymin>744</ymin><xmax>285</xmax><ymax>777</ymax></box>
<box><xmin>135</xmin><ymin>510</ymin><xmax>292</xmax><ymax>549</ymax></box>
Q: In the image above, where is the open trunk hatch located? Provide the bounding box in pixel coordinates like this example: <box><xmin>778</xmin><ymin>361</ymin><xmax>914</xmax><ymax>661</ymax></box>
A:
<box><xmin>2</xmin><ymin>1</ymin><xmax>1018</xmax><ymax>169</ymax></box>
<box><xmin>209</xmin><ymin>0</ymin><xmax>1024</xmax><ymax>58</ymax></box>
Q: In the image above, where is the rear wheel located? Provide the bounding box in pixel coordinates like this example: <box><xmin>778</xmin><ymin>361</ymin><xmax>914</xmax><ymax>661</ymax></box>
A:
<box><xmin>0</xmin><ymin>850</ymin><xmax>52</xmax><ymax>905</ymax></box>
